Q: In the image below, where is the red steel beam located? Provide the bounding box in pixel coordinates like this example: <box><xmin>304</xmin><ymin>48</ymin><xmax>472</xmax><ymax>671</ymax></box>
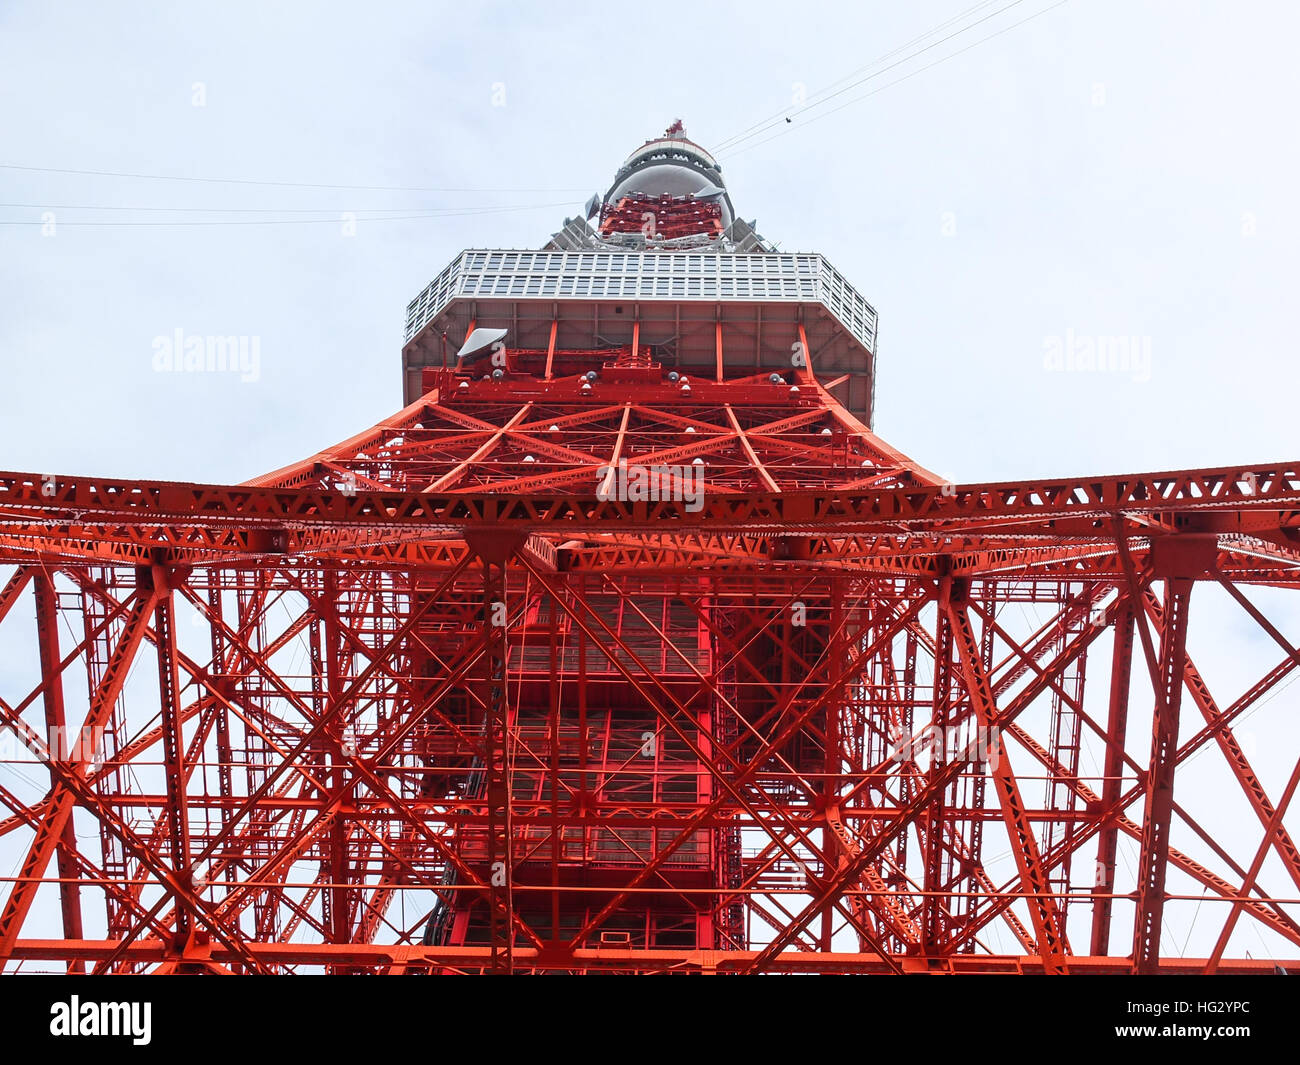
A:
<box><xmin>1131</xmin><ymin>578</ymin><xmax>1193</xmax><ymax>974</ymax></box>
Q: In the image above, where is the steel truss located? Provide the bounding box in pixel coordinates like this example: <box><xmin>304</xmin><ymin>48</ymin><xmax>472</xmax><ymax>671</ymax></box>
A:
<box><xmin>1</xmin><ymin>329</ymin><xmax>1298</xmax><ymax>975</ymax></box>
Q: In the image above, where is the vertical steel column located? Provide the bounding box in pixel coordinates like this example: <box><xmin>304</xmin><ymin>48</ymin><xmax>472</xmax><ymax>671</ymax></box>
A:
<box><xmin>922</xmin><ymin>578</ymin><xmax>953</xmax><ymax>951</ymax></box>
<box><xmin>1132</xmin><ymin>578</ymin><xmax>1193</xmax><ymax>973</ymax></box>
<box><xmin>33</xmin><ymin>573</ymin><xmax>85</xmax><ymax>969</ymax></box>
<box><xmin>319</xmin><ymin>571</ymin><xmax>352</xmax><ymax>961</ymax></box>
<box><xmin>152</xmin><ymin>570</ymin><xmax>193</xmax><ymax>939</ymax></box>
<box><xmin>484</xmin><ymin>555</ymin><xmax>513</xmax><ymax>971</ymax></box>
<box><xmin>464</xmin><ymin>530</ymin><xmax>524</xmax><ymax>973</ymax></box>
<box><xmin>206</xmin><ymin>580</ymin><xmax>235</xmax><ymax>840</ymax></box>
<box><xmin>1090</xmin><ymin>596</ymin><xmax>1134</xmax><ymax>955</ymax></box>
<box><xmin>820</xmin><ymin>576</ymin><xmax>844</xmax><ymax>951</ymax></box>
<box><xmin>548</xmin><ymin>582</ymin><xmax>561</xmax><ymax>942</ymax></box>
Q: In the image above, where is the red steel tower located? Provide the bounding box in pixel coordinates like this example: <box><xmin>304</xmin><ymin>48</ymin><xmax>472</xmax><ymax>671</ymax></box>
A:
<box><xmin>1</xmin><ymin>125</ymin><xmax>1299</xmax><ymax>974</ymax></box>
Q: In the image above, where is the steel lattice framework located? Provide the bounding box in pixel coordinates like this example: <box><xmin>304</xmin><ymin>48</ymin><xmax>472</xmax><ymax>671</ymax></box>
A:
<box><xmin>2</xmin><ymin>129</ymin><xmax>1299</xmax><ymax>975</ymax></box>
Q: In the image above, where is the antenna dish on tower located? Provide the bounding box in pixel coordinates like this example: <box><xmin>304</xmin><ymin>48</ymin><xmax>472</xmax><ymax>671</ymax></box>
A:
<box><xmin>456</xmin><ymin>327</ymin><xmax>508</xmax><ymax>363</ymax></box>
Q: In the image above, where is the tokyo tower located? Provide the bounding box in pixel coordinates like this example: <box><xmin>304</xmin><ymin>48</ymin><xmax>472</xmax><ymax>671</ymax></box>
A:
<box><xmin>2</xmin><ymin>123</ymin><xmax>1298</xmax><ymax>974</ymax></box>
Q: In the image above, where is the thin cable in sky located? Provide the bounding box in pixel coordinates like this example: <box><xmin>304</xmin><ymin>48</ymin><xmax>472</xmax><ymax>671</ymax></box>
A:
<box><xmin>0</xmin><ymin>162</ymin><xmax>588</xmax><ymax>194</ymax></box>
<box><xmin>715</xmin><ymin>0</ymin><xmax>1053</xmax><ymax>159</ymax></box>
<box><xmin>0</xmin><ymin>201</ymin><xmax>575</xmax><ymax>216</ymax></box>
<box><xmin>0</xmin><ymin>202</ymin><xmax>557</xmax><ymax>214</ymax></box>
<box><xmin>0</xmin><ymin>201</ymin><xmax>580</xmax><ymax>227</ymax></box>
<box><xmin>723</xmin><ymin>0</ymin><xmax>1070</xmax><ymax>160</ymax></box>
<box><xmin>712</xmin><ymin>0</ymin><xmax>1005</xmax><ymax>151</ymax></box>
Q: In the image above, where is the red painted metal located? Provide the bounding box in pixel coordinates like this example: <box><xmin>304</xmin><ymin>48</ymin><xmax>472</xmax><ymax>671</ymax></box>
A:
<box><xmin>1</xmin><ymin>140</ymin><xmax>1299</xmax><ymax>975</ymax></box>
<box><xmin>600</xmin><ymin>193</ymin><xmax>724</xmax><ymax>242</ymax></box>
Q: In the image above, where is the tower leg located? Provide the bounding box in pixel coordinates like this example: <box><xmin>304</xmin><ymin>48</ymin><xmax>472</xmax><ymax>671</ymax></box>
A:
<box><xmin>1132</xmin><ymin>578</ymin><xmax>1193</xmax><ymax>974</ymax></box>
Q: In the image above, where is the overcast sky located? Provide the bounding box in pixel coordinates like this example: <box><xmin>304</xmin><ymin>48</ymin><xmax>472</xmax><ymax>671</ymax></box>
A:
<box><xmin>2</xmin><ymin>1</ymin><xmax>1299</xmax><ymax>961</ymax></box>
<box><xmin>3</xmin><ymin>0</ymin><xmax>1298</xmax><ymax>487</ymax></box>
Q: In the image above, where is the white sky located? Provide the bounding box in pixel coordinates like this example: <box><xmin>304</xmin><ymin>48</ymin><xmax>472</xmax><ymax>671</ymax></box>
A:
<box><xmin>1</xmin><ymin>0</ymin><xmax>1298</xmax><ymax>963</ymax></box>
<box><xmin>2</xmin><ymin>0</ymin><xmax>1297</xmax><ymax>486</ymax></box>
